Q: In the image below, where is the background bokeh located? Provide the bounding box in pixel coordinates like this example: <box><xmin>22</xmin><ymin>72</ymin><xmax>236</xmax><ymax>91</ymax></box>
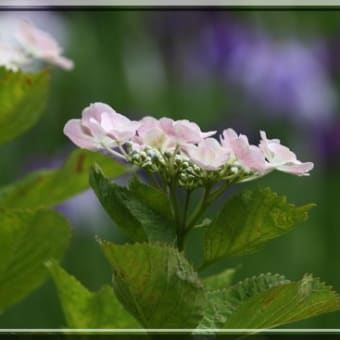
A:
<box><xmin>0</xmin><ymin>9</ymin><xmax>339</xmax><ymax>329</ymax></box>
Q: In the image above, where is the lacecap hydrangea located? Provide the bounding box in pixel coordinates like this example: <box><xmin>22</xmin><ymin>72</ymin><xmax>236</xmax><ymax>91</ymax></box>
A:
<box><xmin>64</xmin><ymin>102</ymin><xmax>313</xmax><ymax>189</ymax></box>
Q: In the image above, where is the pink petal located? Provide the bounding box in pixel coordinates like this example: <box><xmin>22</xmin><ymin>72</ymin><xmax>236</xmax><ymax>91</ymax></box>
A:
<box><xmin>159</xmin><ymin>117</ymin><xmax>174</xmax><ymax>135</ymax></box>
<box><xmin>160</xmin><ymin>118</ymin><xmax>215</xmax><ymax>144</ymax></box>
<box><xmin>174</xmin><ymin>120</ymin><xmax>216</xmax><ymax>143</ymax></box>
<box><xmin>47</xmin><ymin>55</ymin><xmax>74</xmax><ymax>70</ymax></box>
<box><xmin>82</xmin><ymin>102</ymin><xmax>115</xmax><ymax>127</ymax></box>
<box><xmin>63</xmin><ymin>119</ymin><xmax>97</xmax><ymax>150</ymax></box>
<box><xmin>86</xmin><ymin>117</ymin><xmax>106</xmax><ymax>139</ymax></box>
<box><xmin>269</xmin><ymin>143</ymin><xmax>297</xmax><ymax>163</ymax></box>
<box><xmin>242</xmin><ymin>146</ymin><xmax>267</xmax><ymax>172</ymax></box>
<box><xmin>220</xmin><ymin>128</ymin><xmax>238</xmax><ymax>151</ymax></box>
<box><xmin>17</xmin><ymin>19</ymin><xmax>60</xmax><ymax>56</ymax></box>
<box><xmin>100</xmin><ymin>111</ymin><xmax>115</xmax><ymax>132</ymax></box>
<box><xmin>201</xmin><ymin>130</ymin><xmax>217</xmax><ymax>138</ymax></box>
<box><xmin>231</xmin><ymin>134</ymin><xmax>249</xmax><ymax>158</ymax></box>
<box><xmin>138</xmin><ymin>116</ymin><xmax>160</xmax><ymax>138</ymax></box>
<box><xmin>141</xmin><ymin>127</ymin><xmax>175</xmax><ymax>152</ymax></box>
<box><xmin>277</xmin><ymin>162</ymin><xmax>314</xmax><ymax>176</ymax></box>
<box><xmin>184</xmin><ymin>138</ymin><xmax>229</xmax><ymax>170</ymax></box>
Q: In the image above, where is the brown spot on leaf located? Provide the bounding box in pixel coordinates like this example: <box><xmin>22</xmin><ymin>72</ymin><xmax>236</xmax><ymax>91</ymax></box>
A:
<box><xmin>75</xmin><ymin>153</ymin><xmax>86</xmax><ymax>173</ymax></box>
<box><xmin>262</xmin><ymin>290</ymin><xmax>277</xmax><ymax>306</ymax></box>
<box><xmin>25</xmin><ymin>77</ymin><xmax>33</xmax><ymax>86</ymax></box>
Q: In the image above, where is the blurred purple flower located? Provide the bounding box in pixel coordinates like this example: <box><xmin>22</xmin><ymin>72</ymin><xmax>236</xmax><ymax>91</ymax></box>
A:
<box><xmin>197</xmin><ymin>19</ymin><xmax>336</xmax><ymax>126</ymax></box>
<box><xmin>314</xmin><ymin>119</ymin><xmax>340</xmax><ymax>168</ymax></box>
<box><xmin>224</xmin><ymin>38</ymin><xmax>336</xmax><ymax>126</ymax></box>
<box><xmin>149</xmin><ymin>13</ymin><xmax>337</xmax><ymax>127</ymax></box>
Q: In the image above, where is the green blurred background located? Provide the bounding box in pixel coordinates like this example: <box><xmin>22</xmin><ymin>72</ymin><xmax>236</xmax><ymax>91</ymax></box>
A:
<box><xmin>0</xmin><ymin>9</ymin><xmax>339</xmax><ymax>329</ymax></box>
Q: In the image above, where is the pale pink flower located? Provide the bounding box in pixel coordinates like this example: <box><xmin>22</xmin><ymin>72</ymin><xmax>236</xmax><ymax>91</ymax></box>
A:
<box><xmin>259</xmin><ymin>131</ymin><xmax>314</xmax><ymax>176</ymax></box>
<box><xmin>0</xmin><ymin>42</ymin><xmax>28</xmax><ymax>71</ymax></box>
<box><xmin>134</xmin><ymin>116</ymin><xmax>175</xmax><ymax>152</ymax></box>
<box><xmin>221</xmin><ymin>129</ymin><xmax>267</xmax><ymax>173</ymax></box>
<box><xmin>16</xmin><ymin>19</ymin><xmax>74</xmax><ymax>70</ymax></box>
<box><xmin>137</xmin><ymin>116</ymin><xmax>160</xmax><ymax>137</ymax></box>
<box><xmin>184</xmin><ymin>138</ymin><xmax>230</xmax><ymax>171</ymax></box>
<box><xmin>159</xmin><ymin>117</ymin><xmax>216</xmax><ymax>145</ymax></box>
<box><xmin>64</xmin><ymin>102</ymin><xmax>139</xmax><ymax>151</ymax></box>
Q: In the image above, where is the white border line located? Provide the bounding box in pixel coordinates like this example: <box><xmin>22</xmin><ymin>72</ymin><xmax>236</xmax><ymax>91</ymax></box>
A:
<box><xmin>0</xmin><ymin>0</ymin><xmax>340</xmax><ymax>6</ymax></box>
<box><xmin>1</xmin><ymin>329</ymin><xmax>340</xmax><ymax>333</ymax></box>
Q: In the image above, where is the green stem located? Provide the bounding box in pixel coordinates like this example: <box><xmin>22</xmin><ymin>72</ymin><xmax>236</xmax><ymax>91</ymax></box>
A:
<box><xmin>114</xmin><ymin>139</ymin><xmax>129</xmax><ymax>158</ymax></box>
<box><xmin>168</xmin><ymin>181</ymin><xmax>181</xmax><ymax>233</ymax></box>
<box><xmin>182</xmin><ymin>189</ymin><xmax>192</xmax><ymax>227</ymax></box>
<box><xmin>186</xmin><ymin>181</ymin><xmax>231</xmax><ymax>233</ymax></box>
<box><xmin>103</xmin><ymin>145</ymin><xmax>126</xmax><ymax>161</ymax></box>
<box><xmin>177</xmin><ymin>189</ymin><xmax>192</xmax><ymax>251</ymax></box>
<box><xmin>147</xmin><ymin>172</ymin><xmax>163</xmax><ymax>191</ymax></box>
<box><xmin>187</xmin><ymin>185</ymin><xmax>212</xmax><ymax>230</ymax></box>
<box><xmin>207</xmin><ymin>180</ymin><xmax>230</xmax><ymax>205</ymax></box>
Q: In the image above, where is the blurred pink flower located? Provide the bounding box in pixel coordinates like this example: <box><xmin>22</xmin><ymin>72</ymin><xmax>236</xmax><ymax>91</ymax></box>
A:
<box><xmin>0</xmin><ymin>42</ymin><xmax>28</xmax><ymax>71</ymax></box>
<box><xmin>64</xmin><ymin>102</ymin><xmax>139</xmax><ymax>151</ymax></box>
<box><xmin>184</xmin><ymin>138</ymin><xmax>230</xmax><ymax>170</ymax></box>
<box><xmin>260</xmin><ymin>131</ymin><xmax>314</xmax><ymax>176</ymax></box>
<box><xmin>221</xmin><ymin>128</ymin><xmax>267</xmax><ymax>173</ymax></box>
<box><xmin>16</xmin><ymin>19</ymin><xmax>74</xmax><ymax>70</ymax></box>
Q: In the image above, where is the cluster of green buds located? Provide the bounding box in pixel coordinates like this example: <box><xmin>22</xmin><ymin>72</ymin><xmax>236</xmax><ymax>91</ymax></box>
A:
<box><xmin>127</xmin><ymin>143</ymin><xmax>257</xmax><ymax>190</ymax></box>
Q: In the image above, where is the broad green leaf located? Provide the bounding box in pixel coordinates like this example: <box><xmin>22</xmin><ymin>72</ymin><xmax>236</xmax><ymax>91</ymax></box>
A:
<box><xmin>47</xmin><ymin>260</ymin><xmax>141</xmax><ymax>328</ymax></box>
<box><xmin>223</xmin><ymin>274</ymin><xmax>340</xmax><ymax>329</ymax></box>
<box><xmin>90</xmin><ymin>165</ymin><xmax>146</xmax><ymax>242</ymax></box>
<box><xmin>128</xmin><ymin>176</ymin><xmax>172</xmax><ymax>221</ymax></box>
<box><xmin>0</xmin><ymin>68</ymin><xmax>49</xmax><ymax>144</ymax></box>
<box><xmin>90</xmin><ymin>166</ymin><xmax>176</xmax><ymax>243</ymax></box>
<box><xmin>100</xmin><ymin>241</ymin><xmax>206</xmax><ymax>328</ymax></box>
<box><xmin>199</xmin><ymin>273</ymin><xmax>290</xmax><ymax>329</ymax></box>
<box><xmin>203</xmin><ymin>268</ymin><xmax>236</xmax><ymax>291</ymax></box>
<box><xmin>0</xmin><ymin>149</ymin><xmax>126</xmax><ymax>209</ymax></box>
<box><xmin>0</xmin><ymin>208</ymin><xmax>71</xmax><ymax>312</ymax></box>
<box><xmin>204</xmin><ymin>187</ymin><xmax>314</xmax><ymax>265</ymax></box>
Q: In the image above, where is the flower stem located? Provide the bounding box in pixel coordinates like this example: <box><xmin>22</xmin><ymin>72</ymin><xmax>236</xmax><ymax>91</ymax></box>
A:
<box><xmin>168</xmin><ymin>181</ymin><xmax>181</xmax><ymax>235</ymax></box>
<box><xmin>207</xmin><ymin>180</ymin><xmax>230</xmax><ymax>204</ymax></box>
<box><xmin>103</xmin><ymin>145</ymin><xmax>126</xmax><ymax>161</ymax></box>
<box><xmin>182</xmin><ymin>189</ymin><xmax>192</xmax><ymax>228</ymax></box>
<box><xmin>177</xmin><ymin>189</ymin><xmax>192</xmax><ymax>251</ymax></box>
<box><xmin>147</xmin><ymin>171</ymin><xmax>162</xmax><ymax>190</ymax></box>
<box><xmin>186</xmin><ymin>184</ymin><xmax>212</xmax><ymax>230</ymax></box>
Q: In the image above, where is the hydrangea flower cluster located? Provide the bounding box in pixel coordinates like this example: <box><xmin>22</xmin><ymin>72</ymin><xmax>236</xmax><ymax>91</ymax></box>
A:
<box><xmin>0</xmin><ymin>19</ymin><xmax>73</xmax><ymax>71</ymax></box>
<box><xmin>64</xmin><ymin>102</ymin><xmax>313</xmax><ymax>189</ymax></box>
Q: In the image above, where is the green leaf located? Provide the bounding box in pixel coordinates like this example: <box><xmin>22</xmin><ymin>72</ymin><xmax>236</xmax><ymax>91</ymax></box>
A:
<box><xmin>90</xmin><ymin>166</ymin><xmax>176</xmax><ymax>243</ymax></box>
<box><xmin>199</xmin><ymin>273</ymin><xmax>290</xmax><ymax>329</ymax></box>
<box><xmin>204</xmin><ymin>187</ymin><xmax>314</xmax><ymax>265</ymax></box>
<box><xmin>222</xmin><ymin>274</ymin><xmax>340</xmax><ymax>329</ymax></box>
<box><xmin>100</xmin><ymin>241</ymin><xmax>206</xmax><ymax>328</ymax></box>
<box><xmin>0</xmin><ymin>208</ymin><xmax>71</xmax><ymax>312</ymax></box>
<box><xmin>47</xmin><ymin>260</ymin><xmax>141</xmax><ymax>328</ymax></box>
<box><xmin>203</xmin><ymin>268</ymin><xmax>236</xmax><ymax>291</ymax></box>
<box><xmin>90</xmin><ymin>166</ymin><xmax>146</xmax><ymax>242</ymax></box>
<box><xmin>0</xmin><ymin>149</ymin><xmax>126</xmax><ymax>209</ymax></box>
<box><xmin>0</xmin><ymin>68</ymin><xmax>49</xmax><ymax>144</ymax></box>
<box><xmin>128</xmin><ymin>176</ymin><xmax>172</xmax><ymax>221</ymax></box>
